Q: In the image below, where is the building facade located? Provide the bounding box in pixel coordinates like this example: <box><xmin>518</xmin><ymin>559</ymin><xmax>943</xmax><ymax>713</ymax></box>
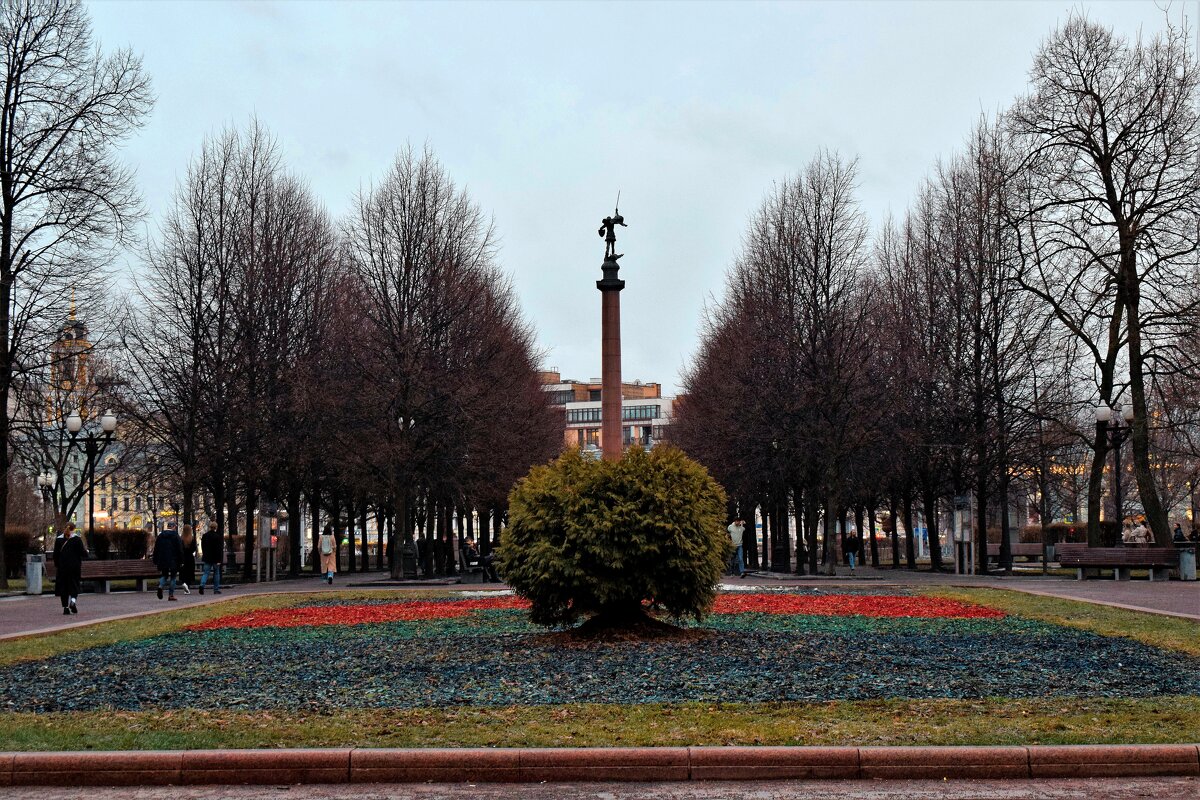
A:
<box><xmin>539</xmin><ymin>370</ymin><xmax>674</xmax><ymax>453</ymax></box>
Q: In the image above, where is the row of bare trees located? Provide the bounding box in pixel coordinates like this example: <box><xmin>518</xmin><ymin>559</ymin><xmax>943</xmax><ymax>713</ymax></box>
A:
<box><xmin>673</xmin><ymin>13</ymin><xmax>1200</xmax><ymax>572</ymax></box>
<box><xmin>119</xmin><ymin>127</ymin><xmax>561</xmax><ymax>579</ymax></box>
<box><xmin>0</xmin><ymin>2</ymin><xmax>560</xmax><ymax>588</ymax></box>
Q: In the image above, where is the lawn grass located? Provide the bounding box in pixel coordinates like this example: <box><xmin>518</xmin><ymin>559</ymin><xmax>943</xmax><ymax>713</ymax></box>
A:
<box><xmin>925</xmin><ymin>587</ymin><xmax>1200</xmax><ymax>656</ymax></box>
<box><xmin>0</xmin><ymin>698</ymin><xmax>1195</xmax><ymax>750</ymax></box>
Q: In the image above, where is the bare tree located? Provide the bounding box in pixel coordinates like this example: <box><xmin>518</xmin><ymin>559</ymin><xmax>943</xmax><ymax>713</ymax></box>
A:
<box><xmin>1010</xmin><ymin>14</ymin><xmax>1200</xmax><ymax>545</ymax></box>
<box><xmin>0</xmin><ymin>0</ymin><xmax>152</xmax><ymax>585</ymax></box>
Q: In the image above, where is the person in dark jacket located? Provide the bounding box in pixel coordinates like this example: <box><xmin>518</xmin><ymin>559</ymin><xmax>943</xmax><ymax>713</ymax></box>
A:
<box><xmin>53</xmin><ymin>523</ymin><xmax>87</xmax><ymax>615</ymax></box>
<box><xmin>845</xmin><ymin>529</ymin><xmax>862</xmax><ymax>575</ymax></box>
<box><xmin>199</xmin><ymin>521</ymin><xmax>223</xmax><ymax>595</ymax></box>
<box><xmin>153</xmin><ymin>521</ymin><xmax>183</xmax><ymax>601</ymax></box>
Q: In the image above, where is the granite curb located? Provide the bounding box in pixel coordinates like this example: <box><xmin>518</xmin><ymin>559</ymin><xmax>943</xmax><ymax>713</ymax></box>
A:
<box><xmin>1</xmin><ymin>745</ymin><xmax>1196</xmax><ymax>785</ymax></box>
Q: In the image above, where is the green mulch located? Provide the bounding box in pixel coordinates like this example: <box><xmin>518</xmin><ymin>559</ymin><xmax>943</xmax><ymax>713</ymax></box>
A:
<box><xmin>0</xmin><ymin>586</ymin><xmax>1196</xmax><ymax>750</ymax></box>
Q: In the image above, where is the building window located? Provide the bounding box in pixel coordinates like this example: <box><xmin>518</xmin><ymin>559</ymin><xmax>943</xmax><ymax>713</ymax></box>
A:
<box><xmin>622</xmin><ymin>404</ymin><xmax>659</xmax><ymax>421</ymax></box>
<box><xmin>135</xmin><ymin>496</ymin><xmax>142</xmax><ymax>512</ymax></box>
<box><xmin>589</xmin><ymin>389</ymin><xmax>601</xmax><ymax>401</ymax></box>
<box><xmin>576</xmin><ymin>429</ymin><xmax>584</xmax><ymax>446</ymax></box>
<box><xmin>123</xmin><ymin>497</ymin><xmax>129</xmax><ymax>512</ymax></box>
<box><xmin>99</xmin><ymin>496</ymin><xmax>106</xmax><ymax>510</ymax></box>
<box><xmin>566</xmin><ymin>407</ymin><xmax>602</xmax><ymax>424</ymax></box>
<box><xmin>547</xmin><ymin>390</ymin><xmax>574</xmax><ymax>406</ymax></box>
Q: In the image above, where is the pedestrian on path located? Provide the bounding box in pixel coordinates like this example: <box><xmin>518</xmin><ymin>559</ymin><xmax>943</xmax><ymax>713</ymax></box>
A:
<box><xmin>153</xmin><ymin>521</ymin><xmax>183</xmax><ymax>601</ymax></box>
<box><xmin>845</xmin><ymin>529</ymin><xmax>862</xmax><ymax>575</ymax></box>
<box><xmin>319</xmin><ymin>525</ymin><xmax>337</xmax><ymax>584</ymax></box>
<box><xmin>199</xmin><ymin>521</ymin><xmax>223</xmax><ymax>595</ymax></box>
<box><xmin>727</xmin><ymin>518</ymin><xmax>746</xmax><ymax>578</ymax></box>
<box><xmin>179</xmin><ymin>524</ymin><xmax>196</xmax><ymax>594</ymax></box>
<box><xmin>53</xmin><ymin>523</ymin><xmax>87</xmax><ymax>615</ymax></box>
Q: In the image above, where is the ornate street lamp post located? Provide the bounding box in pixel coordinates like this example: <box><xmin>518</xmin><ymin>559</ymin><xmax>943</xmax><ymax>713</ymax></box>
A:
<box><xmin>1096</xmin><ymin>404</ymin><xmax>1134</xmax><ymax>531</ymax></box>
<box><xmin>66</xmin><ymin>409</ymin><xmax>118</xmax><ymax>542</ymax></box>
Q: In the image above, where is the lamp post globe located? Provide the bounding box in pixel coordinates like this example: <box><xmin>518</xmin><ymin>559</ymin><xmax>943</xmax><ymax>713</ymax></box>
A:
<box><xmin>66</xmin><ymin>411</ymin><xmax>82</xmax><ymax>434</ymax></box>
<box><xmin>101</xmin><ymin>410</ymin><xmax>117</xmax><ymax>433</ymax></box>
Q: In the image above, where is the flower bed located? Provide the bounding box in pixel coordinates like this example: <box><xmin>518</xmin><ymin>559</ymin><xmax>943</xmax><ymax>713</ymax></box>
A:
<box><xmin>1</xmin><ymin>590</ymin><xmax>1196</xmax><ymax>713</ymax></box>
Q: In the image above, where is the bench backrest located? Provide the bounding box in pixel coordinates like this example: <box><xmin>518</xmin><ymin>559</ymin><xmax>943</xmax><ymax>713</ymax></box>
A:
<box><xmin>45</xmin><ymin>558</ymin><xmax>159</xmax><ymax>579</ymax></box>
<box><xmin>1058</xmin><ymin>545</ymin><xmax>1179</xmax><ymax>566</ymax></box>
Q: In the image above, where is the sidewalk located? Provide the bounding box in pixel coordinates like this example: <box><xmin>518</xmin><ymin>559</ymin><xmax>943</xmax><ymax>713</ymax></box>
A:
<box><xmin>0</xmin><ymin>566</ymin><xmax>1195</xmax><ymax>642</ymax></box>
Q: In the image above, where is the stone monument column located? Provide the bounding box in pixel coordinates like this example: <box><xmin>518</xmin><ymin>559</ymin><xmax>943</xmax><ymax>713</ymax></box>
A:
<box><xmin>596</xmin><ymin>207</ymin><xmax>627</xmax><ymax>462</ymax></box>
<box><xmin>597</xmin><ymin>256</ymin><xmax>625</xmax><ymax>461</ymax></box>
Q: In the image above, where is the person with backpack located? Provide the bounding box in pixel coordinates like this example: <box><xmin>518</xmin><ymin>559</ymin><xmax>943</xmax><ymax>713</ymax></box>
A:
<box><xmin>319</xmin><ymin>524</ymin><xmax>337</xmax><ymax>584</ymax></box>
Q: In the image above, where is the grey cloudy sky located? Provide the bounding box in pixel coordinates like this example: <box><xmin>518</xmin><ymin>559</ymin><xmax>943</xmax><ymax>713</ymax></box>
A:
<box><xmin>88</xmin><ymin>0</ymin><xmax>1192</xmax><ymax>394</ymax></box>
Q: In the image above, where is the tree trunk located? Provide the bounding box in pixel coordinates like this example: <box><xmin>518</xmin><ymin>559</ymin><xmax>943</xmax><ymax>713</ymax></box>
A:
<box><xmin>1124</xmin><ymin>250</ymin><xmax>1171</xmax><ymax>545</ymax></box>
<box><xmin>359</xmin><ymin>500</ymin><xmax>369</xmax><ymax>573</ymax></box>
<box><xmin>902</xmin><ymin>492</ymin><xmax>916</xmax><ymax>570</ymax></box>
<box><xmin>998</xmin><ymin>460</ymin><xmax>1012</xmax><ymax>573</ymax></box>
<box><xmin>390</xmin><ymin>491</ymin><xmax>408</xmax><ymax>580</ymax></box>
<box><xmin>805</xmin><ymin>494</ymin><xmax>819</xmax><ymax>575</ymax></box>
<box><xmin>868</xmin><ymin>505</ymin><xmax>879</xmax><ymax>567</ymax></box>
<box><xmin>242</xmin><ymin>483</ymin><xmax>256</xmax><ymax>581</ymax></box>
<box><xmin>854</xmin><ymin>506</ymin><xmax>865</xmax><ymax>566</ymax></box>
<box><xmin>422</xmin><ymin>495</ymin><xmax>435</xmax><ymax>577</ymax></box>
<box><xmin>376</xmin><ymin>505</ymin><xmax>386</xmax><ymax>571</ymax></box>
<box><xmin>308</xmin><ymin>486</ymin><xmax>322</xmax><ymax>575</ymax></box>
<box><xmin>888</xmin><ymin>495</ymin><xmax>899</xmax><ymax>568</ymax></box>
<box><xmin>823</xmin><ymin>497</ymin><xmax>839</xmax><ymax>576</ymax></box>
<box><xmin>287</xmin><ymin>486</ymin><xmax>302</xmax><ymax>579</ymax></box>
<box><xmin>345</xmin><ymin>494</ymin><xmax>356</xmax><ymax>574</ymax></box>
<box><xmin>922</xmin><ymin>490</ymin><xmax>943</xmax><ymax>571</ymax></box>
<box><xmin>226</xmin><ymin>488</ymin><xmax>238</xmax><ymax>576</ymax></box>
<box><xmin>976</xmin><ymin>470</ymin><xmax>990</xmax><ymax>575</ymax></box>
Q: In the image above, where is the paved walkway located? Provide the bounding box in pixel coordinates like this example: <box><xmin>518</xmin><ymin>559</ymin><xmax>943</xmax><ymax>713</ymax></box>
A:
<box><xmin>0</xmin><ymin>566</ymin><xmax>1195</xmax><ymax>641</ymax></box>
<box><xmin>3</xmin><ymin>777</ymin><xmax>1198</xmax><ymax>800</ymax></box>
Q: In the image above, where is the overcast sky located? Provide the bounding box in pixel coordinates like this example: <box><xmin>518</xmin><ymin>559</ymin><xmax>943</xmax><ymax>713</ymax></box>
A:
<box><xmin>89</xmin><ymin>0</ymin><xmax>1194</xmax><ymax>394</ymax></box>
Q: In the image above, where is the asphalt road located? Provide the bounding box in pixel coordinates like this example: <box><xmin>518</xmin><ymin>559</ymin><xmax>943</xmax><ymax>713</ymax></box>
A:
<box><xmin>3</xmin><ymin>778</ymin><xmax>1196</xmax><ymax>799</ymax></box>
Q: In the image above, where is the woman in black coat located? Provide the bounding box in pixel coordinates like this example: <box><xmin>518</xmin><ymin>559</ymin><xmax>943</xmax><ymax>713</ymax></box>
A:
<box><xmin>53</xmin><ymin>525</ymin><xmax>87</xmax><ymax>615</ymax></box>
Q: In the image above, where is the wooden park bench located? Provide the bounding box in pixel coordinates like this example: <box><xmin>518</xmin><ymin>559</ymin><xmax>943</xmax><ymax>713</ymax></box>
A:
<box><xmin>1056</xmin><ymin>542</ymin><xmax>1181</xmax><ymax>581</ymax></box>
<box><xmin>985</xmin><ymin>542</ymin><xmax>1046</xmax><ymax>567</ymax></box>
<box><xmin>44</xmin><ymin>558</ymin><xmax>161</xmax><ymax>593</ymax></box>
<box><xmin>458</xmin><ymin>546</ymin><xmax>486</xmax><ymax>584</ymax></box>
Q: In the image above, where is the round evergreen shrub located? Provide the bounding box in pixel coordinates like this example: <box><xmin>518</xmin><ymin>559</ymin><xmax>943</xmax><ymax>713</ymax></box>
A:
<box><xmin>497</xmin><ymin>445</ymin><xmax>728</xmax><ymax>628</ymax></box>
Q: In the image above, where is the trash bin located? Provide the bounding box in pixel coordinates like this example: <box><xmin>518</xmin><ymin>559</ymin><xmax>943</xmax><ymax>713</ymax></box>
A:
<box><xmin>398</xmin><ymin>541</ymin><xmax>418</xmax><ymax>579</ymax></box>
<box><xmin>1178</xmin><ymin>548</ymin><xmax>1197</xmax><ymax>581</ymax></box>
<box><xmin>25</xmin><ymin>553</ymin><xmax>44</xmax><ymax>595</ymax></box>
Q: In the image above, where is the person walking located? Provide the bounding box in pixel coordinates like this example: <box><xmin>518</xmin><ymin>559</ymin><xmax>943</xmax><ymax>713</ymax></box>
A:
<box><xmin>199</xmin><ymin>521</ymin><xmax>223</xmax><ymax>595</ymax></box>
<box><xmin>154</xmin><ymin>521</ymin><xmax>183</xmax><ymax>601</ymax></box>
<box><xmin>1172</xmin><ymin>523</ymin><xmax>1185</xmax><ymax>543</ymax></box>
<box><xmin>845</xmin><ymin>528</ymin><xmax>862</xmax><ymax>575</ymax></box>
<box><xmin>53</xmin><ymin>523</ymin><xmax>87</xmax><ymax>615</ymax></box>
<box><xmin>318</xmin><ymin>524</ymin><xmax>337</xmax><ymax>584</ymax></box>
<box><xmin>179</xmin><ymin>524</ymin><xmax>196</xmax><ymax>594</ymax></box>
<box><xmin>727</xmin><ymin>518</ymin><xmax>746</xmax><ymax>578</ymax></box>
